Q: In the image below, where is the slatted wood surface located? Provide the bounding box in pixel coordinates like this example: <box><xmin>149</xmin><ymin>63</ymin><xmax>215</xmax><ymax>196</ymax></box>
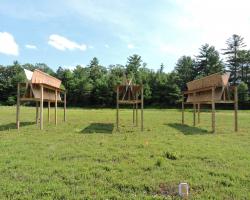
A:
<box><xmin>31</xmin><ymin>69</ymin><xmax>61</xmax><ymax>89</ymax></box>
<box><xmin>186</xmin><ymin>73</ymin><xmax>230</xmax><ymax>102</ymax></box>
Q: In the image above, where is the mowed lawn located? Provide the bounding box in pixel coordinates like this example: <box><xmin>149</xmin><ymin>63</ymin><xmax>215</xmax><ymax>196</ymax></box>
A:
<box><xmin>0</xmin><ymin>106</ymin><xmax>250</xmax><ymax>200</ymax></box>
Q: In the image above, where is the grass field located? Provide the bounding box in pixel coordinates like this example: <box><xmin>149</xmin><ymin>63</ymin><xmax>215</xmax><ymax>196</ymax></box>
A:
<box><xmin>0</xmin><ymin>106</ymin><xmax>250</xmax><ymax>199</ymax></box>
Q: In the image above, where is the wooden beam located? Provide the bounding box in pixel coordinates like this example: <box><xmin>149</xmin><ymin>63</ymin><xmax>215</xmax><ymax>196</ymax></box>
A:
<box><xmin>55</xmin><ymin>89</ymin><xmax>58</xmax><ymax>125</ymax></box>
<box><xmin>64</xmin><ymin>92</ymin><xmax>66</xmax><ymax>122</ymax></box>
<box><xmin>116</xmin><ymin>87</ymin><xmax>119</xmax><ymax>131</ymax></box>
<box><xmin>40</xmin><ymin>85</ymin><xmax>44</xmax><ymax>130</ymax></box>
<box><xmin>141</xmin><ymin>86</ymin><xmax>144</xmax><ymax>131</ymax></box>
<box><xmin>16</xmin><ymin>83</ymin><xmax>20</xmax><ymax>130</ymax></box>
<box><xmin>48</xmin><ymin>101</ymin><xmax>50</xmax><ymax>123</ymax></box>
<box><xmin>212</xmin><ymin>87</ymin><xmax>215</xmax><ymax>133</ymax></box>
<box><xmin>234</xmin><ymin>86</ymin><xmax>238</xmax><ymax>132</ymax></box>
<box><xmin>36</xmin><ymin>101</ymin><xmax>39</xmax><ymax>125</ymax></box>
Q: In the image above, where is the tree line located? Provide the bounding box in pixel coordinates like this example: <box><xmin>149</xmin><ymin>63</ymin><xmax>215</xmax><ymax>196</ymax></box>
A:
<box><xmin>0</xmin><ymin>34</ymin><xmax>249</xmax><ymax>107</ymax></box>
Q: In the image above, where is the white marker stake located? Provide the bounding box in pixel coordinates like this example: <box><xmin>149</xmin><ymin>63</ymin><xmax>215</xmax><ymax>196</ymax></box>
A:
<box><xmin>179</xmin><ymin>183</ymin><xmax>189</xmax><ymax>198</ymax></box>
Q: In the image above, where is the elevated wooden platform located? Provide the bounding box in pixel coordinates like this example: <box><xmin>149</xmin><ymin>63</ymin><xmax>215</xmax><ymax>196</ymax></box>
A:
<box><xmin>115</xmin><ymin>78</ymin><xmax>144</xmax><ymax>131</ymax></box>
<box><xmin>16</xmin><ymin>69</ymin><xmax>66</xmax><ymax>130</ymax></box>
<box><xmin>182</xmin><ymin>72</ymin><xmax>238</xmax><ymax>133</ymax></box>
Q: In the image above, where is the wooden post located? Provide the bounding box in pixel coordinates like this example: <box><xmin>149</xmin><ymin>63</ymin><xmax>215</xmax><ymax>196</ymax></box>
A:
<box><xmin>198</xmin><ymin>103</ymin><xmax>200</xmax><ymax>124</ymax></box>
<box><xmin>36</xmin><ymin>101</ymin><xmax>39</xmax><ymax>125</ymax></box>
<box><xmin>64</xmin><ymin>92</ymin><xmax>66</xmax><ymax>122</ymax></box>
<box><xmin>193</xmin><ymin>92</ymin><xmax>196</xmax><ymax>126</ymax></box>
<box><xmin>182</xmin><ymin>94</ymin><xmax>184</xmax><ymax>124</ymax></box>
<box><xmin>136</xmin><ymin>93</ymin><xmax>138</xmax><ymax>127</ymax></box>
<box><xmin>212</xmin><ymin>87</ymin><xmax>215</xmax><ymax>133</ymax></box>
<box><xmin>40</xmin><ymin>85</ymin><xmax>43</xmax><ymax>130</ymax></box>
<box><xmin>116</xmin><ymin>86</ymin><xmax>119</xmax><ymax>131</ymax></box>
<box><xmin>133</xmin><ymin>103</ymin><xmax>135</xmax><ymax>125</ymax></box>
<box><xmin>193</xmin><ymin>103</ymin><xmax>196</xmax><ymax>126</ymax></box>
<box><xmin>55</xmin><ymin>89</ymin><xmax>57</xmax><ymax>125</ymax></box>
<box><xmin>48</xmin><ymin>101</ymin><xmax>50</xmax><ymax>123</ymax></box>
<box><xmin>16</xmin><ymin>83</ymin><xmax>20</xmax><ymax>130</ymax></box>
<box><xmin>234</xmin><ymin>86</ymin><xmax>238</xmax><ymax>132</ymax></box>
<box><xmin>141</xmin><ymin>86</ymin><xmax>144</xmax><ymax>131</ymax></box>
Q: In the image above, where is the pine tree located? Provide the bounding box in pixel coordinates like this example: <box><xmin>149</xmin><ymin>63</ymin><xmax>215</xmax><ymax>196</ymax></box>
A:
<box><xmin>223</xmin><ymin>34</ymin><xmax>246</xmax><ymax>85</ymax></box>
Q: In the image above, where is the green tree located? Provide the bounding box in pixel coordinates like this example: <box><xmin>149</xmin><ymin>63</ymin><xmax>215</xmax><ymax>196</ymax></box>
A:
<box><xmin>126</xmin><ymin>54</ymin><xmax>143</xmax><ymax>82</ymax></box>
<box><xmin>174</xmin><ymin>56</ymin><xmax>196</xmax><ymax>90</ymax></box>
<box><xmin>223</xmin><ymin>34</ymin><xmax>246</xmax><ymax>85</ymax></box>
<box><xmin>195</xmin><ymin>44</ymin><xmax>224</xmax><ymax>77</ymax></box>
<box><xmin>238</xmin><ymin>82</ymin><xmax>249</xmax><ymax>103</ymax></box>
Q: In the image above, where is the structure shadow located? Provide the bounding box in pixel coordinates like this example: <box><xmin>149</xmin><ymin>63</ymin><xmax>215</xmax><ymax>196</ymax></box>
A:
<box><xmin>0</xmin><ymin>122</ymin><xmax>35</xmax><ymax>131</ymax></box>
<box><xmin>167</xmin><ymin>123</ymin><xmax>210</xmax><ymax>135</ymax></box>
<box><xmin>81</xmin><ymin>123</ymin><xmax>114</xmax><ymax>134</ymax></box>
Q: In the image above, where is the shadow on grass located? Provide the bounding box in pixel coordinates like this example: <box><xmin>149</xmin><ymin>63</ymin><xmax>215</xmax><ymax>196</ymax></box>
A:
<box><xmin>81</xmin><ymin>123</ymin><xmax>114</xmax><ymax>134</ymax></box>
<box><xmin>167</xmin><ymin>123</ymin><xmax>210</xmax><ymax>135</ymax></box>
<box><xmin>0</xmin><ymin>122</ymin><xmax>36</xmax><ymax>131</ymax></box>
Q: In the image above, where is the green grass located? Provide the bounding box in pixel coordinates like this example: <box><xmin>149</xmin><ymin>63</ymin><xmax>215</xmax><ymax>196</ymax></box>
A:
<box><xmin>0</xmin><ymin>106</ymin><xmax>250</xmax><ymax>199</ymax></box>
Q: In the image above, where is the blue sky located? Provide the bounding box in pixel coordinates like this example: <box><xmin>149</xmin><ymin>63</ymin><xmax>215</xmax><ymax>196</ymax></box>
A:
<box><xmin>1</xmin><ymin>0</ymin><xmax>250</xmax><ymax>72</ymax></box>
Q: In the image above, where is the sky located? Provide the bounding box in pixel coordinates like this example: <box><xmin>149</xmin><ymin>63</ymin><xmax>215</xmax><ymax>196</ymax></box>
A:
<box><xmin>1</xmin><ymin>0</ymin><xmax>250</xmax><ymax>72</ymax></box>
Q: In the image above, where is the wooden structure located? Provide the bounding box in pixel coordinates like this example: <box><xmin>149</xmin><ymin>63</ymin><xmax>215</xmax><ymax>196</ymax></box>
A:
<box><xmin>182</xmin><ymin>72</ymin><xmax>238</xmax><ymax>133</ymax></box>
<box><xmin>116</xmin><ymin>78</ymin><xmax>144</xmax><ymax>131</ymax></box>
<box><xmin>16</xmin><ymin>69</ymin><xmax>66</xmax><ymax>130</ymax></box>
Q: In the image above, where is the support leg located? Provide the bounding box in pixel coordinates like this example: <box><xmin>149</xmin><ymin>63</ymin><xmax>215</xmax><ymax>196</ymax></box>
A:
<box><xmin>234</xmin><ymin>87</ymin><xmax>238</xmax><ymax>132</ymax></box>
<box><xmin>193</xmin><ymin>103</ymin><xmax>196</xmax><ymax>126</ymax></box>
<box><xmin>48</xmin><ymin>101</ymin><xmax>50</xmax><ymax>123</ymax></box>
<box><xmin>36</xmin><ymin>101</ymin><xmax>39</xmax><ymax>125</ymax></box>
<box><xmin>133</xmin><ymin>104</ymin><xmax>135</xmax><ymax>125</ymax></box>
<box><xmin>198</xmin><ymin>103</ymin><xmax>200</xmax><ymax>124</ymax></box>
<box><xmin>16</xmin><ymin>83</ymin><xmax>20</xmax><ymax>130</ymax></box>
<box><xmin>182</xmin><ymin>96</ymin><xmax>184</xmax><ymax>124</ymax></box>
<box><xmin>64</xmin><ymin>92</ymin><xmax>66</xmax><ymax>122</ymax></box>
<box><xmin>55</xmin><ymin>90</ymin><xmax>57</xmax><ymax>125</ymax></box>
<box><xmin>40</xmin><ymin>85</ymin><xmax>43</xmax><ymax>130</ymax></box>
<box><xmin>212</xmin><ymin>87</ymin><xmax>215</xmax><ymax>133</ymax></box>
<box><xmin>141</xmin><ymin>86</ymin><xmax>144</xmax><ymax>131</ymax></box>
<box><xmin>116</xmin><ymin>87</ymin><xmax>119</xmax><ymax>131</ymax></box>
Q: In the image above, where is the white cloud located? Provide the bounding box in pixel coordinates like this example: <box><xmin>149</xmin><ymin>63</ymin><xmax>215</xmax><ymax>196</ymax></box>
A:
<box><xmin>104</xmin><ymin>44</ymin><xmax>110</xmax><ymax>48</ymax></box>
<box><xmin>88</xmin><ymin>45</ymin><xmax>94</xmax><ymax>49</ymax></box>
<box><xmin>0</xmin><ymin>32</ymin><xmax>19</xmax><ymax>56</ymax></box>
<box><xmin>173</xmin><ymin>0</ymin><xmax>250</xmax><ymax>49</ymax></box>
<box><xmin>25</xmin><ymin>44</ymin><xmax>37</xmax><ymax>49</ymax></box>
<box><xmin>127</xmin><ymin>44</ymin><xmax>134</xmax><ymax>49</ymax></box>
<box><xmin>48</xmin><ymin>34</ymin><xmax>87</xmax><ymax>51</ymax></box>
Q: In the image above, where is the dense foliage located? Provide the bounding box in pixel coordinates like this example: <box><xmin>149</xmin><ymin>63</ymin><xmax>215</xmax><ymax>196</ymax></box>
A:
<box><xmin>1</xmin><ymin>34</ymin><xmax>250</xmax><ymax>107</ymax></box>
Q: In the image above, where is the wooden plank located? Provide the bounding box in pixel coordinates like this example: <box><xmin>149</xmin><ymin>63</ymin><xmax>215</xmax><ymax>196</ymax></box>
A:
<box><xmin>55</xmin><ymin>89</ymin><xmax>57</xmax><ymax>125</ymax></box>
<box><xmin>40</xmin><ymin>85</ymin><xmax>43</xmax><ymax>130</ymax></box>
<box><xmin>141</xmin><ymin>86</ymin><xmax>144</xmax><ymax>131</ymax></box>
<box><xmin>64</xmin><ymin>92</ymin><xmax>66</xmax><ymax>122</ymax></box>
<box><xmin>212</xmin><ymin>87</ymin><xmax>215</xmax><ymax>133</ymax></box>
<box><xmin>183</xmin><ymin>86</ymin><xmax>214</xmax><ymax>94</ymax></box>
<box><xmin>16</xmin><ymin>83</ymin><xmax>20</xmax><ymax>130</ymax></box>
<box><xmin>20</xmin><ymin>97</ymin><xmax>63</xmax><ymax>103</ymax></box>
<box><xmin>118</xmin><ymin>100</ymin><xmax>142</xmax><ymax>104</ymax></box>
<box><xmin>234</xmin><ymin>86</ymin><xmax>238</xmax><ymax>132</ymax></box>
